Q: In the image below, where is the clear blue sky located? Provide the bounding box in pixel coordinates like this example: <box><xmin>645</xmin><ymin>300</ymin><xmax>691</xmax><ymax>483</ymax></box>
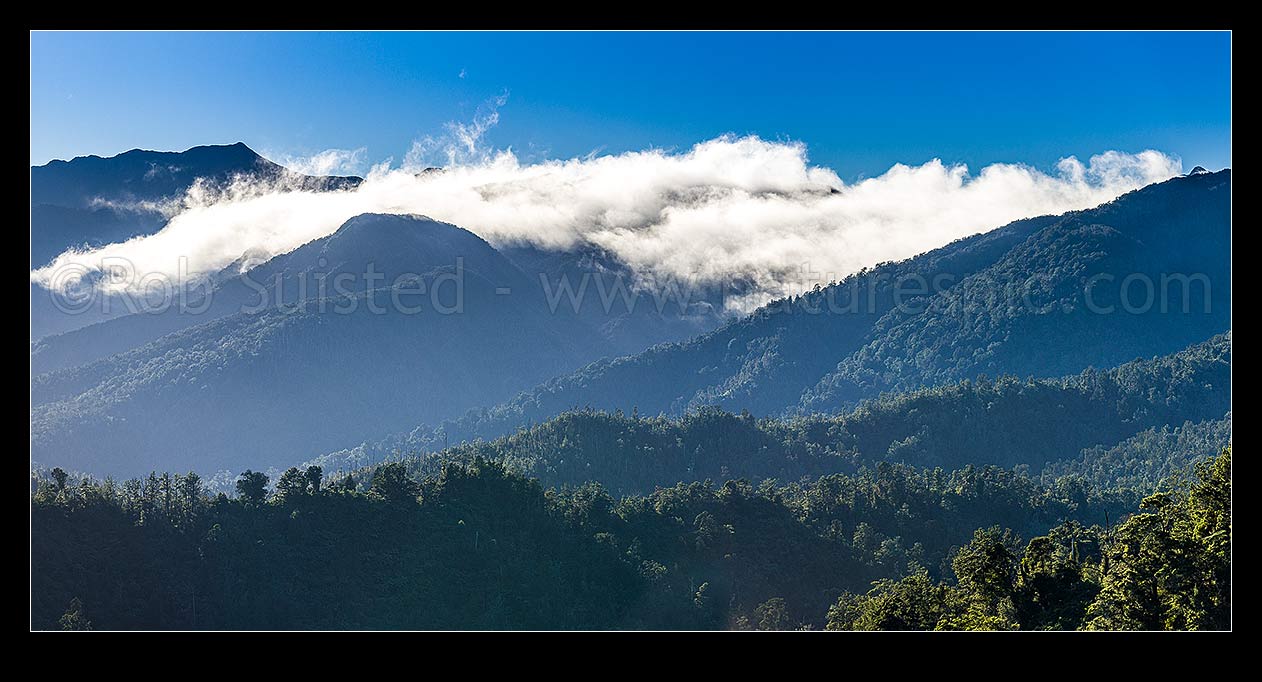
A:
<box><xmin>30</xmin><ymin>31</ymin><xmax>1232</xmax><ymax>180</ymax></box>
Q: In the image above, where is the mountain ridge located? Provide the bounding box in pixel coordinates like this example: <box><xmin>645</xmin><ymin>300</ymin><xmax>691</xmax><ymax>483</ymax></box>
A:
<box><xmin>29</xmin><ymin>142</ymin><xmax>366</xmax><ymax>341</ymax></box>
<box><xmin>315</xmin><ymin>170</ymin><xmax>1230</xmax><ymax>463</ymax></box>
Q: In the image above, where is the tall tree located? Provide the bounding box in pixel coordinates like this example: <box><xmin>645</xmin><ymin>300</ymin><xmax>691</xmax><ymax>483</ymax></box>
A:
<box><xmin>1085</xmin><ymin>447</ymin><xmax>1231</xmax><ymax>630</ymax></box>
<box><xmin>305</xmin><ymin>466</ymin><xmax>323</xmax><ymax>495</ymax></box>
<box><xmin>370</xmin><ymin>463</ymin><xmax>419</xmax><ymax>503</ymax></box>
<box><xmin>235</xmin><ymin>470</ymin><xmax>269</xmax><ymax>505</ymax></box>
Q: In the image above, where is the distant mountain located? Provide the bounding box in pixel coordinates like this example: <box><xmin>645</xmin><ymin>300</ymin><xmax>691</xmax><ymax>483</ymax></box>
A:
<box><xmin>30</xmin><ymin>168</ymin><xmax>1231</xmax><ymax>480</ymax></box>
<box><xmin>29</xmin><ymin>143</ymin><xmax>362</xmax><ymax>341</ymax></box>
<box><xmin>30</xmin><ymin>141</ymin><xmax>360</xmax><ymax>268</ymax></box>
<box><xmin>30</xmin><ymin>143</ymin><xmax>725</xmax><ymax>357</ymax></box>
<box><xmin>30</xmin><ymin>214</ymin><xmax>630</xmax><ymax>475</ymax></box>
<box><xmin>32</xmin><ymin>222</ymin><xmax>726</xmax><ymax>378</ymax></box>
<box><xmin>32</xmin><ymin>142</ymin><xmax>359</xmax><ymax>209</ymax></box>
<box><xmin>335</xmin><ymin>170</ymin><xmax>1230</xmax><ymax>457</ymax></box>
<box><xmin>798</xmin><ymin>168</ymin><xmax>1231</xmax><ymax>412</ymax></box>
<box><xmin>334</xmin><ymin>332</ymin><xmax>1230</xmax><ymax>496</ymax></box>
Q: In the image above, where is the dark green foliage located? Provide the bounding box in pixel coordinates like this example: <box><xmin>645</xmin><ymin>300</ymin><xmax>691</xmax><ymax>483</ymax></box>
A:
<box><xmin>752</xmin><ymin>597</ymin><xmax>797</xmax><ymax>630</ymax></box>
<box><xmin>952</xmin><ymin>527</ymin><xmax>1021</xmax><ymax>604</ymax></box>
<box><xmin>1014</xmin><ymin>523</ymin><xmax>1102</xmax><ymax>630</ymax></box>
<box><xmin>1044</xmin><ymin>415</ymin><xmax>1232</xmax><ymax>492</ymax></box>
<box><xmin>32</xmin><ymin>460</ymin><xmax>647</xmax><ymax>630</ymax></box>
<box><xmin>28</xmin><ymin>330</ymin><xmax>1230</xmax><ymax>630</ymax></box>
<box><xmin>274</xmin><ymin>467</ymin><xmax>309</xmax><ymax>502</ymax></box>
<box><xmin>369</xmin><ymin>462</ymin><xmax>420</xmax><ymax>502</ymax></box>
<box><xmin>937</xmin><ymin>527</ymin><xmax>1023</xmax><ymax>629</ymax></box>
<box><xmin>1083</xmin><ymin>448</ymin><xmax>1231</xmax><ymax>630</ymax></box>
<box><xmin>825</xmin><ymin>448</ymin><xmax>1231</xmax><ymax>631</ymax></box>
<box><xmin>826</xmin><ymin>568</ymin><xmax>946</xmax><ymax>631</ymax></box>
<box><xmin>304</xmin><ymin>466</ymin><xmax>322</xmax><ymax>494</ymax></box>
<box><xmin>31</xmin><ymin>446</ymin><xmax>1174</xmax><ymax>630</ymax></box>
<box><xmin>235</xmin><ymin>471</ymin><xmax>269</xmax><ymax>505</ymax></box>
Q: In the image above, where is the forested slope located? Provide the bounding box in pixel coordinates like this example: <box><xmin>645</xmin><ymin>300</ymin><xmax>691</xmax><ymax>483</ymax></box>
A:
<box><xmin>324</xmin><ymin>332</ymin><xmax>1230</xmax><ymax>495</ymax></box>
<box><xmin>31</xmin><ymin>447</ymin><xmax>1229</xmax><ymax>630</ymax></box>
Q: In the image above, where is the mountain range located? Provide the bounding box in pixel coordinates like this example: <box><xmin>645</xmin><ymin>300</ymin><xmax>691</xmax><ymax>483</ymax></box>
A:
<box><xmin>30</xmin><ymin>146</ymin><xmax>728</xmax><ymax>475</ymax></box>
<box><xmin>30</xmin><ymin>142</ymin><xmax>360</xmax><ymax>268</ymax></box>
<box><xmin>323</xmin><ymin>169</ymin><xmax>1230</xmax><ymax>467</ymax></box>
<box><xmin>30</xmin><ymin>146</ymin><xmax>1231</xmax><ymax>487</ymax></box>
<box><xmin>335</xmin><ymin>331</ymin><xmax>1231</xmax><ymax>497</ymax></box>
<box><xmin>29</xmin><ymin>143</ymin><xmax>362</xmax><ymax>341</ymax></box>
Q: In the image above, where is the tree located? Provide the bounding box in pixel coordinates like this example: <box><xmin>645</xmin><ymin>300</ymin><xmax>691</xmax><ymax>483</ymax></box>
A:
<box><xmin>28</xmin><ymin>442</ymin><xmax>1231</xmax><ymax>631</ymax></box>
<box><xmin>50</xmin><ymin>467</ymin><xmax>68</xmax><ymax>493</ymax></box>
<box><xmin>370</xmin><ymin>463</ymin><xmax>419</xmax><ymax>503</ymax></box>
<box><xmin>175</xmin><ymin>472</ymin><xmax>202</xmax><ymax>525</ymax></box>
<box><xmin>141</xmin><ymin>472</ymin><xmax>161</xmax><ymax>524</ymax></box>
<box><xmin>1014</xmin><ymin>525</ymin><xmax>1100</xmax><ymax>630</ymax></box>
<box><xmin>305</xmin><ymin>466</ymin><xmax>323</xmax><ymax>495</ymax></box>
<box><xmin>939</xmin><ymin>527</ymin><xmax>1021</xmax><ymax>630</ymax></box>
<box><xmin>1085</xmin><ymin>447</ymin><xmax>1231</xmax><ymax>630</ymax></box>
<box><xmin>952</xmin><ymin>527</ymin><xmax>1020</xmax><ymax>601</ymax></box>
<box><xmin>827</xmin><ymin>568</ymin><xmax>946</xmax><ymax>630</ymax></box>
<box><xmin>274</xmin><ymin>467</ymin><xmax>309</xmax><ymax>503</ymax></box>
<box><xmin>692</xmin><ymin>511</ymin><xmax>731</xmax><ymax>554</ymax></box>
<box><xmin>235</xmin><ymin>470</ymin><xmax>269</xmax><ymax>505</ymax></box>
<box><xmin>753</xmin><ymin>597</ymin><xmax>796</xmax><ymax>631</ymax></box>
<box><xmin>1188</xmin><ymin>447</ymin><xmax>1231</xmax><ymax>629</ymax></box>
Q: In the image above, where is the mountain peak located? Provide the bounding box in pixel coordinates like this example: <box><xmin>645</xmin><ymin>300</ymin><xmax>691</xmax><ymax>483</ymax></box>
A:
<box><xmin>318</xmin><ymin>213</ymin><xmax>492</xmax><ymax>265</ymax></box>
<box><xmin>332</xmin><ymin>213</ymin><xmax>443</xmax><ymax>235</ymax></box>
<box><xmin>1188</xmin><ymin>166</ymin><xmax>1210</xmax><ymax>175</ymax></box>
<box><xmin>43</xmin><ymin>142</ymin><xmax>264</xmax><ymax>167</ymax></box>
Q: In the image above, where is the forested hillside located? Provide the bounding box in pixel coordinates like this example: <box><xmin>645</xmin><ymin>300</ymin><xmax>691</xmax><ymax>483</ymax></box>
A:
<box><xmin>1044</xmin><ymin>416</ymin><xmax>1233</xmax><ymax>492</ymax></box>
<box><xmin>30</xmin><ymin>211</ymin><xmax>729</xmax><ymax>477</ymax></box>
<box><xmin>28</xmin><ymin>31</ymin><xmax>1233</xmax><ymax>634</ymax></box>
<box><xmin>801</xmin><ymin>169</ymin><xmax>1231</xmax><ymax>411</ymax></box>
<box><xmin>322</xmin><ymin>332</ymin><xmax>1229</xmax><ymax>494</ymax></box>
<box><xmin>32</xmin><ymin>173</ymin><xmax>1229</xmax><ymax>482</ymax></box>
<box><xmin>826</xmin><ymin>448</ymin><xmax>1230</xmax><ymax>631</ymax></box>
<box><xmin>30</xmin><ymin>217</ymin><xmax>603</xmax><ymax>476</ymax></box>
<box><xmin>32</xmin><ymin>218</ymin><xmax>723</xmax><ymax>378</ymax></box>
<box><xmin>30</xmin><ymin>447</ymin><xmax>1229</xmax><ymax>630</ymax></box>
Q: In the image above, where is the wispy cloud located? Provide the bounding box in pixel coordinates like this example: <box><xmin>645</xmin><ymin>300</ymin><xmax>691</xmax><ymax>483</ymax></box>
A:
<box><xmin>405</xmin><ymin>92</ymin><xmax>508</xmax><ymax>169</ymax></box>
<box><xmin>264</xmin><ymin>147</ymin><xmax>369</xmax><ymax>177</ymax></box>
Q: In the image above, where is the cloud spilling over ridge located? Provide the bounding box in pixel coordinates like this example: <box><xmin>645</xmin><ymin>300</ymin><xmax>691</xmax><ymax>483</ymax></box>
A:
<box><xmin>31</xmin><ymin>136</ymin><xmax>1181</xmax><ymax>312</ymax></box>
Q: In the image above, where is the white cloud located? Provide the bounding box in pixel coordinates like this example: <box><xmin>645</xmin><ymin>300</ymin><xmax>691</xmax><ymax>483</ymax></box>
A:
<box><xmin>31</xmin><ymin>133</ymin><xmax>1182</xmax><ymax>313</ymax></box>
<box><xmin>406</xmin><ymin>92</ymin><xmax>508</xmax><ymax>169</ymax></box>
<box><xmin>263</xmin><ymin>147</ymin><xmax>368</xmax><ymax>177</ymax></box>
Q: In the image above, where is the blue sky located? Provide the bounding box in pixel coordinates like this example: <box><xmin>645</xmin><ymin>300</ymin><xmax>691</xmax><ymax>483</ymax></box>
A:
<box><xmin>30</xmin><ymin>31</ymin><xmax>1231</xmax><ymax>180</ymax></box>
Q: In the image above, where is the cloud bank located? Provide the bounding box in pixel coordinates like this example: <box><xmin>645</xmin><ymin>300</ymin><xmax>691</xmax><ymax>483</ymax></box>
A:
<box><xmin>31</xmin><ymin>136</ymin><xmax>1181</xmax><ymax>313</ymax></box>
